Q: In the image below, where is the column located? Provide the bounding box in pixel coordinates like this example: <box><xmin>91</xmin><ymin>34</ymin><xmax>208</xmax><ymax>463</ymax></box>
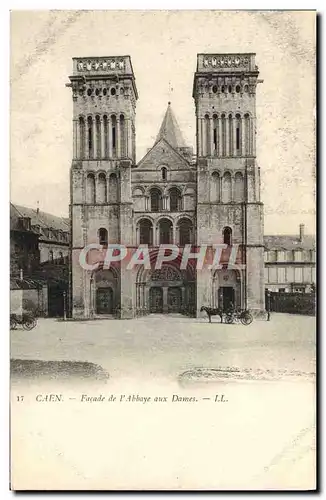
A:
<box><xmin>100</xmin><ymin>118</ymin><xmax>105</xmax><ymax>159</ymax></box>
<box><xmin>155</xmin><ymin>225</ymin><xmax>160</xmax><ymax>246</ymax></box>
<box><xmin>173</xmin><ymin>225</ymin><xmax>177</xmax><ymax>245</ymax></box>
<box><xmin>248</xmin><ymin>117</ymin><xmax>252</xmax><ymax>156</ymax></box>
<box><xmin>92</xmin><ymin>118</ymin><xmax>97</xmax><ymax>159</ymax></box>
<box><xmin>197</xmin><ymin>118</ymin><xmax>201</xmax><ymax>156</ymax></box>
<box><xmin>163</xmin><ymin>287</ymin><xmax>168</xmax><ymax>314</ymax></box>
<box><xmin>231</xmin><ymin>175</ymin><xmax>234</xmax><ymax>202</ymax></box>
<box><xmin>108</xmin><ymin>118</ymin><xmax>112</xmax><ymax>158</ymax></box>
<box><xmin>181</xmin><ymin>287</ymin><xmax>185</xmax><ymax>310</ymax></box>
<box><xmin>241</xmin><ymin>117</ymin><xmax>246</xmax><ymax>156</ymax></box>
<box><xmin>127</xmin><ymin>118</ymin><xmax>133</xmax><ymax>160</ymax></box>
<box><xmin>136</xmin><ymin>226</ymin><xmax>139</xmax><ymax>245</ymax></box>
<box><xmin>73</xmin><ymin>119</ymin><xmax>78</xmax><ymax>159</ymax></box>
<box><xmin>252</xmin><ymin>117</ymin><xmax>256</xmax><ymax>156</ymax></box>
<box><xmin>225</xmin><ymin>117</ymin><xmax>229</xmax><ymax>157</ymax></box>
<box><xmin>116</xmin><ymin>118</ymin><xmax>121</xmax><ymax>158</ymax></box>
<box><xmin>218</xmin><ymin>117</ymin><xmax>223</xmax><ymax>157</ymax></box>
<box><xmin>201</xmin><ymin>119</ymin><xmax>206</xmax><ymax>156</ymax></box>
<box><xmin>232</xmin><ymin>117</ymin><xmax>237</xmax><ymax>157</ymax></box>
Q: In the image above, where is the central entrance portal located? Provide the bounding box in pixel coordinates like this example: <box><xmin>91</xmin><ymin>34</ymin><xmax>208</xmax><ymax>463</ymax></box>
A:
<box><xmin>149</xmin><ymin>287</ymin><xmax>163</xmax><ymax>313</ymax></box>
<box><xmin>136</xmin><ymin>262</ymin><xmax>196</xmax><ymax>316</ymax></box>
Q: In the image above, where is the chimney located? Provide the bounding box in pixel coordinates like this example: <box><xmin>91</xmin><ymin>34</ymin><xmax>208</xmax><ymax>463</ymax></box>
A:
<box><xmin>36</xmin><ymin>200</ymin><xmax>39</xmax><ymax>216</ymax></box>
<box><xmin>299</xmin><ymin>224</ymin><xmax>305</xmax><ymax>242</ymax></box>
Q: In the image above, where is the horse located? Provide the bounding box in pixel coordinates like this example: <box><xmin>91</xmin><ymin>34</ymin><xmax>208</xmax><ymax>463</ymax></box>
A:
<box><xmin>200</xmin><ymin>306</ymin><xmax>224</xmax><ymax>324</ymax></box>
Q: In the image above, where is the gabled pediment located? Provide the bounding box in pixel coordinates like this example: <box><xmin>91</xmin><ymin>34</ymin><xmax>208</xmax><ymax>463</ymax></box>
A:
<box><xmin>136</xmin><ymin>138</ymin><xmax>191</xmax><ymax>170</ymax></box>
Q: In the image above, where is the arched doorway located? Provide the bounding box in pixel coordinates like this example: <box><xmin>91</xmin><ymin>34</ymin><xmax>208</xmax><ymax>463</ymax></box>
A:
<box><xmin>93</xmin><ymin>268</ymin><xmax>118</xmax><ymax>315</ymax></box>
<box><xmin>212</xmin><ymin>268</ymin><xmax>242</xmax><ymax>311</ymax></box>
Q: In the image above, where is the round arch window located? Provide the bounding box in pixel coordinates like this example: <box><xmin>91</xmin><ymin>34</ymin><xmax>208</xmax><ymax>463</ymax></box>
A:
<box><xmin>95</xmin><ymin>88</ymin><xmax>100</xmax><ymax>96</ymax></box>
<box><xmin>212</xmin><ymin>85</ymin><xmax>218</xmax><ymax>94</ymax></box>
<box><xmin>87</xmin><ymin>88</ymin><xmax>92</xmax><ymax>96</ymax></box>
<box><xmin>111</xmin><ymin>88</ymin><xmax>116</xmax><ymax>96</ymax></box>
<box><xmin>103</xmin><ymin>88</ymin><xmax>107</xmax><ymax>96</ymax></box>
<box><xmin>236</xmin><ymin>85</ymin><xmax>241</xmax><ymax>93</ymax></box>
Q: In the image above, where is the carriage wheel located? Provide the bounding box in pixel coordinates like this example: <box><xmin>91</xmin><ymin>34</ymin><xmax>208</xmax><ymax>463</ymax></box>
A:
<box><xmin>225</xmin><ymin>314</ymin><xmax>234</xmax><ymax>324</ymax></box>
<box><xmin>10</xmin><ymin>317</ymin><xmax>17</xmax><ymax>330</ymax></box>
<box><xmin>23</xmin><ymin>317</ymin><xmax>37</xmax><ymax>331</ymax></box>
<box><xmin>240</xmin><ymin>312</ymin><xmax>253</xmax><ymax>326</ymax></box>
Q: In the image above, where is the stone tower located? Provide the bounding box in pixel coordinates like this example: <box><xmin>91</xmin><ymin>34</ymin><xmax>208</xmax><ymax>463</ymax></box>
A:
<box><xmin>193</xmin><ymin>53</ymin><xmax>265</xmax><ymax>314</ymax></box>
<box><xmin>67</xmin><ymin>56</ymin><xmax>138</xmax><ymax>318</ymax></box>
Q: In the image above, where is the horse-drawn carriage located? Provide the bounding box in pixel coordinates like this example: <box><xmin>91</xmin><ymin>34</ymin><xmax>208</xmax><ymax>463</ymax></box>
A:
<box><xmin>200</xmin><ymin>306</ymin><xmax>253</xmax><ymax>326</ymax></box>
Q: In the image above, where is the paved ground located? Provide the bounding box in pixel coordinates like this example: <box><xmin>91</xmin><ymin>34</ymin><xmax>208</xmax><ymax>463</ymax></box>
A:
<box><xmin>10</xmin><ymin>312</ymin><xmax>316</xmax><ymax>380</ymax></box>
<box><xmin>10</xmin><ymin>313</ymin><xmax>316</xmax><ymax>490</ymax></box>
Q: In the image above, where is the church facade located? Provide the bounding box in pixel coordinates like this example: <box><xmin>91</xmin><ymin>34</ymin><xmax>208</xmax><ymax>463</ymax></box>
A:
<box><xmin>67</xmin><ymin>53</ymin><xmax>265</xmax><ymax>319</ymax></box>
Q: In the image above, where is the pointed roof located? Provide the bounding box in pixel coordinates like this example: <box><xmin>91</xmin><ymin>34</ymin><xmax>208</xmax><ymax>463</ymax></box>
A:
<box><xmin>155</xmin><ymin>102</ymin><xmax>187</xmax><ymax>149</ymax></box>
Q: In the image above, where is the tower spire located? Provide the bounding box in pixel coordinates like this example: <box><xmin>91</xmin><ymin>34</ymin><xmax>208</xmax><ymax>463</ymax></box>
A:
<box><xmin>155</xmin><ymin>103</ymin><xmax>186</xmax><ymax>149</ymax></box>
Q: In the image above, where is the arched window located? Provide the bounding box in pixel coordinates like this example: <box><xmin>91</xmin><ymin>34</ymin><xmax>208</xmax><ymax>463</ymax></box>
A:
<box><xmin>169</xmin><ymin>187</ymin><xmax>182</xmax><ymax>212</ymax></box>
<box><xmin>150</xmin><ymin>188</ymin><xmax>162</xmax><ymax>212</ymax></box>
<box><xmin>161</xmin><ymin>167</ymin><xmax>167</xmax><ymax>181</ymax></box>
<box><xmin>86</xmin><ymin>173</ymin><xmax>96</xmax><ymax>203</ymax></box>
<box><xmin>234</xmin><ymin>172</ymin><xmax>245</xmax><ymax>202</ymax></box>
<box><xmin>111</xmin><ymin>115</ymin><xmax>117</xmax><ymax>156</ymax></box>
<box><xmin>205</xmin><ymin>114</ymin><xmax>210</xmax><ymax>156</ymax></box>
<box><xmin>228</xmin><ymin>114</ymin><xmax>233</xmax><ymax>156</ymax></box>
<box><xmin>98</xmin><ymin>228</ymin><xmax>108</xmax><ymax>246</ymax></box>
<box><xmin>103</xmin><ymin>115</ymin><xmax>108</xmax><ymax>158</ymax></box>
<box><xmin>95</xmin><ymin>115</ymin><xmax>101</xmax><ymax>158</ymax></box>
<box><xmin>159</xmin><ymin>219</ymin><xmax>173</xmax><ymax>244</ymax></box>
<box><xmin>97</xmin><ymin>173</ymin><xmax>107</xmax><ymax>203</ymax></box>
<box><xmin>178</xmin><ymin>218</ymin><xmax>193</xmax><ymax>246</ymax></box>
<box><xmin>120</xmin><ymin>114</ymin><xmax>126</xmax><ymax>157</ymax></box>
<box><xmin>79</xmin><ymin>117</ymin><xmax>85</xmax><ymax>158</ymax></box>
<box><xmin>139</xmin><ymin>219</ymin><xmax>153</xmax><ymax>245</ymax></box>
<box><xmin>222</xmin><ymin>172</ymin><xmax>232</xmax><ymax>203</ymax></box>
<box><xmin>221</xmin><ymin>114</ymin><xmax>226</xmax><ymax>156</ymax></box>
<box><xmin>235</xmin><ymin>114</ymin><xmax>241</xmax><ymax>154</ymax></box>
<box><xmin>49</xmin><ymin>250</ymin><xmax>54</xmax><ymax>262</ymax></box>
<box><xmin>223</xmin><ymin>227</ymin><xmax>232</xmax><ymax>246</ymax></box>
<box><xmin>213</xmin><ymin>114</ymin><xmax>218</xmax><ymax>156</ymax></box>
<box><xmin>108</xmin><ymin>173</ymin><xmax>118</xmax><ymax>203</ymax></box>
<box><xmin>87</xmin><ymin>116</ymin><xmax>93</xmax><ymax>158</ymax></box>
<box><xmin>59</xmin><ymin>251</ymin><xmax>64</xmax><ymax>264</ymax></box>
<box><xmin>211</xmin><ymin>172</ymin><xmax>220</xmax><ymax>202</ymax></box>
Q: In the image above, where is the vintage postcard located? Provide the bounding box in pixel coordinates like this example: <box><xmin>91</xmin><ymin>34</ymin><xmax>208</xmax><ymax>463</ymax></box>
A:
<box><xmin>10</xmin><ymin>10</ymin><xmax>316</xmax><ymax>490</ymax></box>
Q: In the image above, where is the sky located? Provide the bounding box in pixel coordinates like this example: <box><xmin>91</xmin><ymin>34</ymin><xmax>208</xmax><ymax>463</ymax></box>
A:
<box><xmin>10</xmin><ymin>10</ymin><xmax>316</xmax><ymax>234</ymax></box>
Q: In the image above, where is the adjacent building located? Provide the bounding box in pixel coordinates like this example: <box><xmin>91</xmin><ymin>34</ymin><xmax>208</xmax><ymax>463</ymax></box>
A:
<box><xmin>10</xmin><ymin>203</ymin><xmax>70</xmax><ymax>316</ymax></box>
<box><xmin>264</xmin><ymin>224</ymin><xmax>316</xmax><ymax>293</ymax></box>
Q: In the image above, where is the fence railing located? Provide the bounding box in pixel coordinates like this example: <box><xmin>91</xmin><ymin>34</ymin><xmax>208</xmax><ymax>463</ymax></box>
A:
<box><xmin>268</xmin><ymin>292</ymin><xmax>316</xmax><ymax>316</ymax></box>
